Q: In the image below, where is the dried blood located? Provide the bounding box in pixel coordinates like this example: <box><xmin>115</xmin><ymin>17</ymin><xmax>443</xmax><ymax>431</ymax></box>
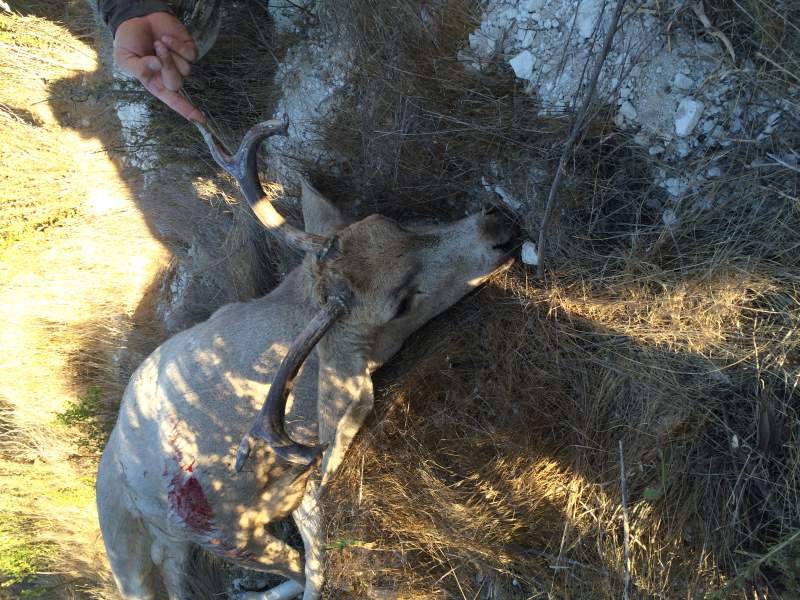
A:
<box><xmin>168</xmin><ymin>473</ymin><xmax>214</xmax><ymax>533</ymax></box>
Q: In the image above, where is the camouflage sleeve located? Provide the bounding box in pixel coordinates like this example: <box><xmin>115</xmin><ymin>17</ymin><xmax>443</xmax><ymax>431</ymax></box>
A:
<box><xmin>97</xmin><ymin>0</ymin><xmax>174</xmax><ymax>36</ymax></box>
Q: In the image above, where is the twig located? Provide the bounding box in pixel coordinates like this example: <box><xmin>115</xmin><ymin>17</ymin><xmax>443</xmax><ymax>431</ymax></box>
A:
<box><xmin>618</xmin><ymin>439</ymin><xmax>631</xmax><ymax>600</ymax></box>
<box><xmin>536</xmin><ymin>0</ymin><xmax>627</xmax><ymax>277</ymax></box>
<box><xmin>511</xmin><ymin>545</ymin><xmax>608</xmax><ymax>574</ymax></box>
<box><xmin>690</xmin><ymin>1</ymin><xmax>736</xmax><ymax>63</ymax></box>
<box><xmin>766</xmin><ymin>152</ymin><xmax>800</xmax><ymax>174</ymax></box>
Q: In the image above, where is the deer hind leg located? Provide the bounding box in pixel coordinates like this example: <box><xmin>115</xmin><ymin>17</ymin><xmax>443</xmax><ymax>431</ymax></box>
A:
<box><xmin>289</xmin><ymin>479</ymin><xmax>324</xmax><ymax>600</ymax></box>
<box><xmin>150</xmin><ymin>539</ymin><xmax>192</xmax><ymax>600</ymax></box>
<box><xmin>233</xmin><ymin>580</ymin><xmax>304</xmax><ymax>600</ymax></box>
<box><xmin>96</xmin><ymin>449</ymin><xmax>158</xmax><ymax>599</ymax></box>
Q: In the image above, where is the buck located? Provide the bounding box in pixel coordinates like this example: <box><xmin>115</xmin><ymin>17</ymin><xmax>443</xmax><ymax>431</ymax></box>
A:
<box><xmin>96</xmin><ymin>116</ymin><xmax>516</xmax><ymax>600</ymax></box>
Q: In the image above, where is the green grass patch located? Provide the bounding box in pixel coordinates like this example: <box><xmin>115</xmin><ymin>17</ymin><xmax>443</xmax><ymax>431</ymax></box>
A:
<box><xmin>0</xmin><ymin>515</ymin><xmax>55</xmax><ymax>589</ymax></box>
<box><xmin>56</xmin><ymin>386</ymin><xmax>112</xmax><ymax>454</ymax></box>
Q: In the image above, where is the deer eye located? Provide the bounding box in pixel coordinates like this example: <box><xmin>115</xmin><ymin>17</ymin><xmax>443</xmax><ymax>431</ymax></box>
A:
<box><xmin>392</xmin><ymin>292</ymin><xmax>414</xmax><ymax>320</ymax></box>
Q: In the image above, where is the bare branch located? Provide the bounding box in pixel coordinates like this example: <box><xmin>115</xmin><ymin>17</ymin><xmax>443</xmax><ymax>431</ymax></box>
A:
<box><xmin>537</xmin><ymin>0</ymin><xmax>627</xmax><ymax>277</ymax></box>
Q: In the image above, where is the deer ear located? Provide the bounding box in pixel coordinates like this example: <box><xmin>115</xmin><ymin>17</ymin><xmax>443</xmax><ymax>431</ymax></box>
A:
<box><xmin>301</xmin><ymin>178</ymin><xmax>346</xmax><ymax>237</ymax></box>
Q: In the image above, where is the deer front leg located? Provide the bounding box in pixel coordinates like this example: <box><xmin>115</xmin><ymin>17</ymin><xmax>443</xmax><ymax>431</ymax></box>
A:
<box><xmin>315</xmin><ymin>358</ymin><xmax>374</xmax><ymax>490</ymax></box>
<box><xmin>319</xmin><ymin>386</ymin><xmax>374</xmax><ymax>489</ymax></box>
<box><xmin>293</xmin><ymin>479</ymin><xmax>324</xmax><ymax>600</ymax></box>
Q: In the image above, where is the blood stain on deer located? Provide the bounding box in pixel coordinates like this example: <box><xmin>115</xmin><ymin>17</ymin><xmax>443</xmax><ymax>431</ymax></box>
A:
<box><xmin>168</xmin><ymin>472</ymin><xmax>214</xmax><ymax>533</ymax></box>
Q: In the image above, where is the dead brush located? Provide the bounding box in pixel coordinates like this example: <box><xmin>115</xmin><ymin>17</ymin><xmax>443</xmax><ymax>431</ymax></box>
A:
<box><xmin>308</xmin><ymin>0</ymin><xmax>563</xmax><ymax>223</ymax></box>
<box><xmin>297</xmin><ymin>0</ymin><xmax>800</xmax><ymax>597</ymax></box>
<box><xmin>0</xmin><ymin>3</ymin><xmax>168</xmax><ymax>596</ymax></box>
<box><xmin>688</xmin><ymin>0</ymin><xmax>800</xmax><ymax>91</ymax></box>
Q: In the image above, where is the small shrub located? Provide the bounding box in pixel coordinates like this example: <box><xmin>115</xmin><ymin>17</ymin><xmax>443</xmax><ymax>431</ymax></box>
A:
<box><xmin>56</xmin><ymin>387</ymin><xmax>111</xmax><ymax>453</ymax></box>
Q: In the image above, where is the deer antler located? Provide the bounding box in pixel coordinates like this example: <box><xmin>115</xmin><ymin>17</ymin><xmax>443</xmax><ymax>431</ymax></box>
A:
<box><xmin>234</xmin><ymin>295</ymin><xmax>349</xmax><ymax>470</ymax></box>
<box><xmin>194</xmin><ymin>115</ymin><xmax>325</xmax><ymax>253</ymax></box>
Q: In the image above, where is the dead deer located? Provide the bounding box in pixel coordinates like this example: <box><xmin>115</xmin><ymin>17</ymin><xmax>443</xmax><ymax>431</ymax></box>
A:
<box><xmin>96</xmin><ymin>115</ymin><xmax>516</xmax><ymax>600</ymax></box>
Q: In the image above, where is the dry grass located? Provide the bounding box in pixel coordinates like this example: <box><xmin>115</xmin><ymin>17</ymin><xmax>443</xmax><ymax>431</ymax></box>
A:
<box><xmin>698</xmin><ymin>0</ymin><xmax>800</xmax><ymax>90</ymax></box>
<box><xmin>308</xmin><ymin>0</ymin><xmax>559</xmax><ymax>224</ymax></box>
<box><xmin>0</xmin><ymin>11</ymin><xmax>96</xmax><ymax>252</ymax></box>
<box><xmin>0</xmin><ymin>3</ymin><xmax>169</xmax><ymax>596</ymax></box>
<box><xmin>0</xmin><ymin>2</ymin><xmax>295</xmax><ymax>596</ymax></box>
<box><xmin>299</xmin><ymin>0</ymin><xmax>800</xmax><ymax>597</ymax></box>
<box><xmin>2</xmin><ymin>0</ymin><xmax>799</xmax><ymax>598</ymax></box>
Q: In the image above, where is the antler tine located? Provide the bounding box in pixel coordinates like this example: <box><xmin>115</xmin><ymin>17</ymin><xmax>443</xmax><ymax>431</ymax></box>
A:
<box><xmin>234</xmin><ymin>295</ymin><xmax>349</xmax><ymax>471</ymax></box>
<box><xmin>193</xmin><ymin>114</ymin><xmax>325</xmax><ymax>254</ymax></box>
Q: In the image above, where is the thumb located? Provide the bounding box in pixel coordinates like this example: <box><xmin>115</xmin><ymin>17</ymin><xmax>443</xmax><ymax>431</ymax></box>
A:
<box><xmin>116</xmin><ymin>50</ymin><xmax>163</xmax><ymax>84</ymax></box>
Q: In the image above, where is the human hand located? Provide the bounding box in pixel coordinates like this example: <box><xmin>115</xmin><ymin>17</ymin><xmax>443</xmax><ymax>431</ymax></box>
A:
<box><xmin>114</xmin><ymin>11</ymin><xmax>205</xmax><ymax>122</ymax></box>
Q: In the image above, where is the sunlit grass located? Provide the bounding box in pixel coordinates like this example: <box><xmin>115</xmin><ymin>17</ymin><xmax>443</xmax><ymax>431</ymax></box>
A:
<box><xmin>0</xmin><ymin>4</ymin><xmax>168</xmax><ymax>597</ymax></box>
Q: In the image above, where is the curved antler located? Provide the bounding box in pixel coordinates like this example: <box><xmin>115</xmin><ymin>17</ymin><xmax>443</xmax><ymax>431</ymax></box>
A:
<box><xmin>234</xmin><ymin>296</ymin><xmax>349</xmax><ymax>470</ymax></box>
<box><xmin>193</xmin><ymin>115</ymin><xmax>325</xmax><ymax>253</ymax></box>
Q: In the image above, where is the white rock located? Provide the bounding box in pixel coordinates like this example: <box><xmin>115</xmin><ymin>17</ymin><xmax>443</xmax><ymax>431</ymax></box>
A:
<box><xmin>576</xmin><ymin>0</ymin><xmax>603</xmax><ymax>39</ymax></box>
<box><xmin>673</xmin><ymin>72</ymin><xmax>694</xmax><ymax>90</ymax></box>
<box><xmin>649</xmin><ymin>145</ymin><xmax>665</xmax><ymax>155</ymax></box>
<box><xmin>676</xmin><ymin>140</ymin><xmax>691</xmax><ymax>157</ymax></box>
<box><xmin>509</xmin><ymin>50</ymin><xmax>535</xmax><ymax>80</ymax></box>
<box><xmin>493</xmin><ymin>185</ymin><xmax>522</xmax><ymax>211</ymax></box>
<box><xmin>707</xmin><ymin>166</ymin><xmax>721</xmax><ymax>178</ymax></box>
<box><xmin>663</xmin><ymin>177</ymin><xmax>688</xmax><ymax>197</ymax></box>
<box><xmin>662</xmin><ymin>208</ymin><xmax>678</xmax><ymax>226</ymax></box>
<box><xmin>521</xmin><ymin>240</ymin><xmax>539</xmax><ymax>265</ymax></box>
<box><xmin>469</xmin><ymin>32</ymin><xmax>496</xmax><ymax>58</ymax></box>
<box><xmin>521</xmin><ymin>0</ymin><xmax>545</xmax><ymax>11</ymax></box>
<box><xmin>701</xmin><ymin>119</ymin><xmax>716</xmax><ymax>134</ymax></box>
<box><xmin>675</xmin><ymin>98</ymin><xmax>705</xmax><ymax>137</ymax></box>
<box><xmin>517</xmin><ymin>28</ymin><xmax>534</xmax><ymax>47</ymax></box>
<box><xmin>619</xmin><ymin>101</ymin><xmax>637</xmax><ymax>121</ymax></box>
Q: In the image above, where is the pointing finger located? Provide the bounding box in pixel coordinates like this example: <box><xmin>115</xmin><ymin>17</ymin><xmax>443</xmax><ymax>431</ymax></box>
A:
<box><xmin>146</xmin><ymin>78</ymin><xmax>205</xmax><ymax>123</ymax></box>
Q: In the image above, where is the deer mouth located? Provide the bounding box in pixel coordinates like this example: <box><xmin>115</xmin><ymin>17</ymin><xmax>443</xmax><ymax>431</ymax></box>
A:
<box><xmin>483</xmin><ymin>206</ymin><xmax>520</xmax><ymax>258</ymax></box>
<box><xmin>491</xmin><ymin>217</ymin><xmax>522</xmax><ymax>263</ymax></box>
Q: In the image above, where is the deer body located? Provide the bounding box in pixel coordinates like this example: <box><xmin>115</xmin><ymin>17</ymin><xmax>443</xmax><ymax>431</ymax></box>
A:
<box><xmin>96</xmin><ymin>119</ymin><xmax>515</xmax><ymax>599</ymax></box>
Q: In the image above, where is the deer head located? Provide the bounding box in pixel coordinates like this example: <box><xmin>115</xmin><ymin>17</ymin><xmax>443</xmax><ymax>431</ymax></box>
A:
<box><xmin>194</xmin><ymin>117</ymin><xmax>517</xmax><ymax>478</ymax></box>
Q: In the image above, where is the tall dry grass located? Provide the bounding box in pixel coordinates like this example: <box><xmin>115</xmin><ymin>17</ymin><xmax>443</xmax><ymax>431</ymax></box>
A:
<box><xmin>303</xmin><ymin>0</ymin><xmax>800</xmax><ymax>597</ymax></box>
<box><xmin>0</xmin><ymin>3</ymin><xmax>169</xmax><ymax>596</ymax></box>
<box><xmin>0</xmin><ymin>2</ymin><xmax>292</xmax><ymax>596</ymax></box>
